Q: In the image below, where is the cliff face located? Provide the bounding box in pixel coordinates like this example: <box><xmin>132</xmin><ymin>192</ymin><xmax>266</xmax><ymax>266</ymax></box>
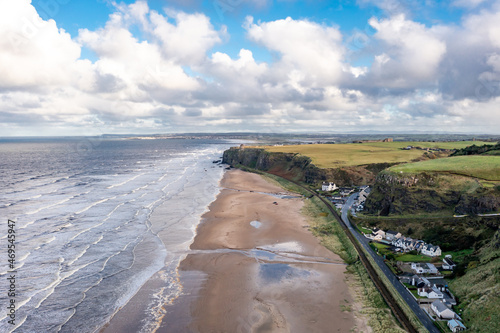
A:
<box><xmin>222</xmin><ymin>147</ymin><xmax>322</xmax><ymax>183</ymax></box>
<box><xmin>222</xmin><ymin>147</ymin><xmax>392</xmax><ymax>186</ymax></box>
<box><xmin>364</xmin><ymin>171</ymin><xmax>500</xmax><ymax>216</ymax></box>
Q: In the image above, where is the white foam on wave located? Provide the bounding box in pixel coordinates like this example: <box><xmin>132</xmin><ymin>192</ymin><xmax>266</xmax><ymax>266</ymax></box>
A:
<box><xmin>107</xmin><ymin>173</ymin><xmax>145</xmax><ymax>189</ymax></box>
<box><xmin>19</xmin><ymin>219</ymin><xmax>36</xmax><ymax>230</ymax></box>
<box><xmin>75</xmin><ymin>196</ymin><xmax>116</xmax><ymax>215</ymax></box>
<box><xmin>2</xmin><ymin>142</ymin><xmax>233</xmax><ymax>333</ymax></box>
<box><xmin>26</xmin><ymin>197</ymin><xmax>72</xmax><ymax>215</ymax></box>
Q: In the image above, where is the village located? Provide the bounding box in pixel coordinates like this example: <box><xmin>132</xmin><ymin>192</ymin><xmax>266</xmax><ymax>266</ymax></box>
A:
<box><xmin>319</xmin><ymin>182</ymin><xmax>467</xmax><ymax>332</ymax></box>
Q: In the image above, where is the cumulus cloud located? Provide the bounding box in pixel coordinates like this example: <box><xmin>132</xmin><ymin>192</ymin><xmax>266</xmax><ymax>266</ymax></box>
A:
<box><xmin>245</xmin><ymin>16</ymin><xmax>345</xmax><ymax>85</ymax></box>
<box><xmin>0</xmin><ymin>0</ymin><xmax>88</xmax><ymax>90</ymax></box>
<box><xmin>1</xmin><ymin>0</ymin><xmax>500</xmax><ymax>135</ymax></box>
<box><xmin>367</xmin><ymin>14</ymin><xmax>447</xmax><ymax>88</ymax></box>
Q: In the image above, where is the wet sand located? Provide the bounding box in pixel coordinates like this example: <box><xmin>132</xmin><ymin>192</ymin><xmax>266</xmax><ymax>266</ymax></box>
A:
<box><xmin>104</xmin><ymin>169</ymin><xmax>369</xmax><ymax>332</ymax></box>
<box><xmin>180</xmin><ymin>169</ymin><xmax>366</xmax><ymax>332</ymax></box>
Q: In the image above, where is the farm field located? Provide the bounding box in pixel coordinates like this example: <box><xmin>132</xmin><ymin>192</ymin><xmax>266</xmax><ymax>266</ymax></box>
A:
<box><xmin>389</xmin><ymin>156</ymin><xmax>500</xmax><ymax>181</ymax></box>
<box><xmin>261</xmin><ymin>141</ymin><xmax>489</xmax><ymax>168</ymax></box>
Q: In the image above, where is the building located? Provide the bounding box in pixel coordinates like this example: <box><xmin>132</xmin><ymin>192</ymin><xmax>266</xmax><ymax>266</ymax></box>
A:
<box><xmin>386</xmin><ymin>230</ymin><xmax>402</xmax><ymax>241</ymax></box>
<box><xmin>393</xmin><ymin>237</ymin><xmax>421</xmax><ymax>252</ymax></box>
<box><xmin>418</xmin><ymin>286</ymin><xmax>444</xmax><ymax>299</ymax></box>
<box><xmin>411</xmin><ymin>263</ymin><xmax>439</xmax><ymax>274</ymax></box>
<box><xmin>443</xmin><ymin>257</ymin><xmax>457</xmax><ymax>270</ymax></box>
<box><xmin>383</xmin><ymin>138</ymin><xmax>393</xmax><ymax>142</ymax></box>
<box><xmin>431</xmin><ymin>300</ymin><xmax>457</xmax><ymax>319</ymax></box>
<box><xmin>411</xmin><ymin>275</ymin><xmax>431</xmax><ymax>288</ymax></box>
<box><xmin>339</xmin><ymin>187</ymin><xmax>354</xmax><ymax>196</ymax></box>
<box><xmin>421</xmin><ymin>244</ymin><xmax>442</xmax><ymax>257</ymax></box>
<box><xmin>367</xmin><ymin>233</ymin><xmax>384</xmax><ymax>241</ymax></box>
<box><xmin>448</xmin><ymin>319</ymin><xmax>467</xmax><ymax>332</ymax></box>
<box><xmin>373</xmin><ymin>228</ymin><xmax>386</xmax><ymax>238</ymax></box>
<box><xmin>322</xmin><ymin>182</ymin><xmax>338</xmax><ymax>192</ymax></box>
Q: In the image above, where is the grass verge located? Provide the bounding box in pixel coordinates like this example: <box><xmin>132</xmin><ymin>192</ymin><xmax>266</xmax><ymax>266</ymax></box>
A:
<box><xmin>358</xmin><ymin>243</ymin><xmax>429</xmax><ymax>333</ymax></box>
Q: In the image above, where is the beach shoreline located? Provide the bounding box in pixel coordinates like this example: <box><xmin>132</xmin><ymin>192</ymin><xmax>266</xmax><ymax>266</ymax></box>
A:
<box><xmin>179</xmin><ymin>169</ymin><xmax>369</xmax><ymax>332</ymax></box>
<box><xmin>103</xmin><ymin>168</ymin><xmax>370</xmax><ymax>332</ymax></box>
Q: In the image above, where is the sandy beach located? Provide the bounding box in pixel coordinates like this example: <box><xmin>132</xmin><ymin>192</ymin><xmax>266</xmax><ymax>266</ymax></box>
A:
<box><xmin>104</xmin><ymin>169</ymin><xmax>368</xmax><ymax>333</ymax></box>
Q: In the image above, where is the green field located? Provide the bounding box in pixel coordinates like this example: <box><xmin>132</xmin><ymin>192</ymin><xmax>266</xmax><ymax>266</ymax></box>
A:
<box><xmin>395</xmin><ymin>254</ymin><xmax>432</xmax><ymax>262</ymax></box>
<box><xmin>389</xmin><ymin>156</ymin><xmax>500</xmax><ymax>181</ymax></box>
<box><xmin>262</xmin><ymin>141</ymin><xmax>488</xmax><ymax>168</ymax></box>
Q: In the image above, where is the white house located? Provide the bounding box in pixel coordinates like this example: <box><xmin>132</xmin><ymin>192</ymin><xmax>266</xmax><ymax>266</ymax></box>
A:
<box><xmin>393</xmin><ymin>237</ymin><xmax>421</xmax><ymax>252</ymax></box>
<box><xmin>322</xmin><ymin>182</ymin><xmax>338</xmax><ymax>192</ymax></box>
<box><xmin>448</xmin><ymin>319</ymin><xmax>466</xmax><ymax>332</ymax></box>
<box><xmin>418</xmin><ymin>286</ymin><xmax>444</xmax><ymax>299</ymax></box>
<box><xmin>431</xmin><ymin>300</ymin><xmax>457</xmax><ymax>319</ymax></box>
<box><xmin>370</xmin><ymin>233</ymin><xmax>384</xmax><ymax>241</ymax></box>
<box><xmin>421</xmin><ymin>243</ymin><xmax>442</xmax><ymax>257</ymax></box>
<box><xmin>373</xmin><ymin>228</ymin><xmax>386</xmax><ymax>238</ymax></box>
<box><xmin>443</xmin><ymin>257</ymin><xmax>456</xmax><ymax>270</ymax></box>
<box><xmin>411</xmin><ymin>263</ymin><xmax>438</xmax><ymax>274</ymax></box>
<box><xmin>386</xmin><ymin>230</ymin><xmax>402</xmax><ymax>241</ymax></box>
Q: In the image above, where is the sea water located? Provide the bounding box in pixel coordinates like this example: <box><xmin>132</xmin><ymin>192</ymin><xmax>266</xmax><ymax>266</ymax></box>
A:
<box><xmin>0</xmin><ymin>137</ymin><xmax>231</xmax><ymax>332</ymax></box>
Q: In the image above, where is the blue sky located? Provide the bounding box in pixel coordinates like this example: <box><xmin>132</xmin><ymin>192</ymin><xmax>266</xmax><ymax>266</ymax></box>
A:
<box><xmin>32</xmin><ymin>0</ymin><xmax>465</xmax><ymax>64</ymax></box>
<box><xmin>1</xmin><ymin>0</ymin><xmax>500</xmax><ymax>135</ymax></box>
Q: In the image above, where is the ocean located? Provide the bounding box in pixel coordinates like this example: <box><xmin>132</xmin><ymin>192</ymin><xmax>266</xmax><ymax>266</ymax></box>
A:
<box><xmin>0</xmin><ymin>137</ymin><xmax>232</xmax><ymax>332</ymax></box>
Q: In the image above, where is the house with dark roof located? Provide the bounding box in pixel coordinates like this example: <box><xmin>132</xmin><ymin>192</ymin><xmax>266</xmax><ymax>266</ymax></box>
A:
<box><xmin>443</xmin><ymin>257</ymin><xmax>456</xmax><ymax>270</ymax></box>
<box><xmin>431</xmin><ymin>300</ymin><xmax>457</xmax><ymax>319</ymax></box>
<box><xmin>385</xmin><ymin>230</ymin><xmax>401</xmax><ymax>241</ymax></box>
<box><xmin>421</xmin><ymin>243</ymin><xmax>442</xmax><ymax>257</ymax></box>
<box><xmin>418</xmin><ymin>286</ymin><xmax>444</xmax><ymax>299</ymax></box>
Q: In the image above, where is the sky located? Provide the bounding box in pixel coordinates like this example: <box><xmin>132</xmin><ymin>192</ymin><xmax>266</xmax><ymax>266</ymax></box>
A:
<box><xmin>1</xmin><ymin>0</ymin><xmax>500</xmax><ymax>136</ymax></box>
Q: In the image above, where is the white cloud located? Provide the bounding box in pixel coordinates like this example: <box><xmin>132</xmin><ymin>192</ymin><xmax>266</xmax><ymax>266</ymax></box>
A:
<box><xmin>0</xmin><ymin>0</ymin><xmax>86</xmax><ymax>89</ymax></box>
<box><xmin>149</xmin><ymin>9</ymin><xmax>223</xmax><ymax>65</ymax></box>
<box><xmin>452</xmin><ymin>0</ymin><xmax>489</xmax><ymax>8</ymax></box>
<box><xmin>368</xmin><ymin>14</ymin><xmax>447</xmax><ymax>87</ymax></box>
<box><xmin>1</xmin><ymin>0</ymin><xmax>500</xmax><ymax>135</ymax></box>
<box><xmin>245</xmin><ymin>16</ymin><xmax>345</xmax><ymax>85</ymax></box>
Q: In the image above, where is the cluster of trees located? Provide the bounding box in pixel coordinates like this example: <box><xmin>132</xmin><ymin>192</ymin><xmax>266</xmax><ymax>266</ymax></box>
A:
<box><xmin>451</xmin><ymin>142</ymin><xmax>500</xmax><ymax>156</ymax></box>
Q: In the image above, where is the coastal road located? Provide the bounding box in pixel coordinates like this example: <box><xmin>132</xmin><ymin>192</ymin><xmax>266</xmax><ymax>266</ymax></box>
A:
<box><xmin>342</xmin><ymin>194</ymin><xmax>440</xmax><ymax>333</ymax></box>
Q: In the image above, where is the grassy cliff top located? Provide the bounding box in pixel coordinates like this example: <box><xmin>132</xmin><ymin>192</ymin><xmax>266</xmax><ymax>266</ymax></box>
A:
<box><xmin>388</xmin><ymin>156</ymin><xmax>500</xmax><ymax>181</ymax></box>
<box><xmin>260</xmin><ymin>141</ymin><xmax>488</xmax><ymax>168</ymax></box>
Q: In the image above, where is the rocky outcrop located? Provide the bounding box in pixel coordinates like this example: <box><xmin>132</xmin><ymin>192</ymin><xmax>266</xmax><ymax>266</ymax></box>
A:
<box><xmin>222</xmin><ymin>147</ymin><xmax>391</xmax><ymax>186</ymax></box>
<box><xmin>222</xmin><ymin>147</ymin><xmax>323</xmax><ymax>184</ymax></box>
<box><xmin>365</xmin><ymin>171</ymin><xmax>500</xmax><ymax>216</ymax></box>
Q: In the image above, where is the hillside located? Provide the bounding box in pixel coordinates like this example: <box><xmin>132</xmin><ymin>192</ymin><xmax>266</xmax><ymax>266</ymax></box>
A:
<box><xmin>222</xmin><ymin>147</ymin><xmax>394</xmax><ymax>186</ymax></box>
<box><xmin>225</xmin><ymin>141</ymin><xmax>487</xmax><ymax>187</ymax></box>
<box><xmin>449</xmin><ymin>229</ymin><xmax>500</xmax><ymax>332</ymax></box>
<box><xmin>389</xmin><ymin>156</ymin><xmax>500</xmax><ymax>181</ymax></box>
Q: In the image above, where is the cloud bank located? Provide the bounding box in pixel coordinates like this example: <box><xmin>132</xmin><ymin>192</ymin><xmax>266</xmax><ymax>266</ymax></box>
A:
<box><xmin>1</xmin><ymin>0</ymin><xmax>499</xmax><ymax>135</ymax></box>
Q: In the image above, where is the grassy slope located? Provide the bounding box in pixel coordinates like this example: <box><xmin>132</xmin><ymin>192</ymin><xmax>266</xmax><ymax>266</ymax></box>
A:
<box><xmin>389</xmin><ymin>156</ymin><xmax>500</xmax><ymax>181</ymax></box>
<box><xmin>449</xmin><ymin>231</ymin><xmax>500</xmax><ymax>332</ymax></box>
<box><xmin>262</xmin><ymin>141</ymin><xmax>488</xmax><ymax>168</ymax></box>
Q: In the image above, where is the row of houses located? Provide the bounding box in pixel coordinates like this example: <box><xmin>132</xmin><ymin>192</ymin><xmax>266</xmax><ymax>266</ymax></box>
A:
<box><xmin>365</xmin><ymin>228</ymin><xmax>442</xmax><ymax>257</ymax></box>
<box><xmin>320</xmin><ymin>182</ymin><xmax>356</xmax><ymax>197</ymax></box>
<box><xmin>321</xmin><ymin>182</ymin><xmax>338</xmax><ymax>192</ymax></box>
<box><xmin>401</xmin><ymin>274</ymin><xmax>465</xmax><ymax>330</ymax></box>
<box><xmin>393</xmin><ymin>237</ymin><xmax>442</xmax><ymax>257</ymax></box>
